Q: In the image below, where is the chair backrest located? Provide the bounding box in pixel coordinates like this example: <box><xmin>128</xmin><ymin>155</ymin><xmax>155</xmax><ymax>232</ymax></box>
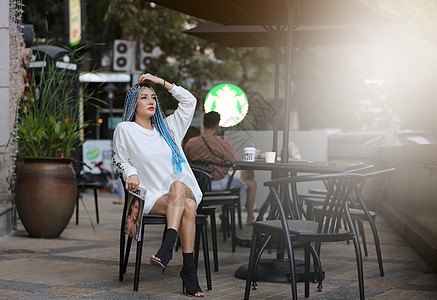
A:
<box><xmin>190</xmin><ymin>161</ymin><xmax>235</xmax><ymax>192</ymax></box>
<box><xmin>264</xmin><ymin>173</ymin><xmax>365</xmax><ymax>234</ymax></box>
<box><xmin>352</xmin><ymin>167</ymin><xmax>396</xmax><ymax>212</ymax></box>
<box><xmin>317</xmin><ymin>174</ymin><xmax>364</xmax><ymax>234</ymax></box>
<box><xmin>191</xmin><ymin>167</ymin><xmax>214</xmax><ymax>194</ymax></box>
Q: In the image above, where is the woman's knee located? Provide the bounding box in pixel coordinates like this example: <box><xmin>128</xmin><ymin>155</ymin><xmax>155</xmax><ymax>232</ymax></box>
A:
<box><xmin>183</xmin><ymin>198</ymin><xmax>197</xmax><ymax>219</ymax></box>
<box><xmin>169</xmin><ymin>181</ymin><xmax>187</xmax><ymax>197</ymax></box>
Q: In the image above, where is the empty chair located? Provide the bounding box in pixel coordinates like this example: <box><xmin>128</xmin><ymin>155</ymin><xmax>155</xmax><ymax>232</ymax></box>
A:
<box><xmin>244</xmin><ymin>173</ymin><xmax>366</xmax><ymax>300</ymax></box>
<box><xmin>308</xmin><ymin>168</ymin><xmax>395</xmax><ymax>276</ymax></box>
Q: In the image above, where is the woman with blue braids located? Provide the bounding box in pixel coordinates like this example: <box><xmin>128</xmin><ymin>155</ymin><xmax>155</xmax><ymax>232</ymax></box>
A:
<box><xmin>113</xmin><ymin>73</ymin><xmax>204</xmax><ymax>297</ymax></box>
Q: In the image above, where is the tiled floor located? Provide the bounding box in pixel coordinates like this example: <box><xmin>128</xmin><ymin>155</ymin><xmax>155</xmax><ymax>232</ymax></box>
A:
<box><xmin>0</xmin><ymin>190</ymin><xmax>436</xmax><ymax>299</ymax></box>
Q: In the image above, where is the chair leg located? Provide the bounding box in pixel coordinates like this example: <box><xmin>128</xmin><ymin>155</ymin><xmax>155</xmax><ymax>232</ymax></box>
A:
<box><xmin>369</xmin><ymin>217</ymin><xmax>384</xmax><ymax>276</ymax></box>
<box><xmin>225</xmin><ymin>205</ymin><xmax>231</xmax><ymax>239</ymax></box>
<box><xmin>244</xmin><ymin>232</ymin><xmax>260</xmax><ymax>300</ymax></box>
<box><xmin>201</xmin><ymin>222</ymin><xmax>212</xmax><ymax>290</ymax></box>
<box><xmin>237</xmin><ymin>197</ymin><xmax>242</xmax><ymax>229</ymax></box>
<box><xmin>120</xmin><ymin>198</ymin><xmax>129</xmax><ymax>281</ymax></box>
<box><xmin>119</xmin><ymin>232</ymin><xmax>126</xmax><ymax>281</ymax></box>
<box><xmin>357</xmin><ymin>221</ymin><xmax>368</xmax><ymax>257</ymax></box>
<box><xmin>309</xmin><ymin>243</ymin><xmax>323</xmax><ymax>291</ymax></box>
<box><xmin>133</xmin><ymin>225</ymin><xmax>145</xmax><ymax>292</ymax></box>
<box><xmin>209</xmin><ymin>211</ymin><xmax>219</xmax><ymax>272</ymax></box>
<box><xmin>352</xmin><ymin>236</ymin><xmax>365</xmax><ymax>300</ymax></box>
<box><xmin>124</xmin><ymin>236</ymin><xmax>132</xmax><ymax>274</ymax></box>
<box><xmin>230</xmin><ymin>203</ymin><xmax>236</xmax><ymax>252</ymax></box>
<box><xmin>221</xmin><ymin>205</ymin><xmax>228</xmax><ymax>241</ymax></box>
<box><xmin>304</xmin><ymin>245</ymin><xmax>310</xmax><ymax>298</ymax></box>
<box><xmin>284</xmin><ymin>238</ymin><xmax>298</xmax><ymax>300</ymax></box>
<box><xmin>194</xmin><ymin>224</ymin><xmax>201</xmax><ymax>267</ymax></box>
<box><xmin>93</xmin><ymin>187</ymin><xmax>99</xmax><ymax>224</ymax></box>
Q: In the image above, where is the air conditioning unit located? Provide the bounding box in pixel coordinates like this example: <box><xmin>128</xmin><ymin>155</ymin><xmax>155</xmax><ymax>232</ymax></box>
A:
<box><xmin>113</xmin><ymin>40</ymin><xmax>136</xmax><ymax>71</ymax></box>
<box><xmin>139</xmin><ymin>43</ymin><xmax>162</xmax><ymax>71</ymax></box>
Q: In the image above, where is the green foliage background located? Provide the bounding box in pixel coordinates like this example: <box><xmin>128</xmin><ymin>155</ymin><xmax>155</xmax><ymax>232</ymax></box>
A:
<box><xmin>23</xmin><ymin>0</ymin><xmax>437</xmax><ymax>134</ymax></box>
<box><xmin>23</xmin><ymin>0</ymin><xmax>276</xmax><ymax>112</ymax></box>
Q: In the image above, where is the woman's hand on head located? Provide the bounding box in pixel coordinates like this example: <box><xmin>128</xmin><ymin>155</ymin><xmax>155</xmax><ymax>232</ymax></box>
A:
<box><xmin>138</xmin><ymin>73</ymin><xmax>174</xmax><ymax>90</ymax></box>
<box><xmin>138</xmin><ymin>73</ymin><xmax>160</xmax><ymax>85</ymax></box>
<box><xmin>125</xmin><ymin>174</ymin><xmax>140</xmax><ymax>192</ymax></box>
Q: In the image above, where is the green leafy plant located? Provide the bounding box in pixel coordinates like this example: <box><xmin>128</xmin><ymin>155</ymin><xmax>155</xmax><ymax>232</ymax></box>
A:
<box><xmin>15</xmin><ymin>46</ymin><xmax>93</xmax><ymax>159</ymax></box>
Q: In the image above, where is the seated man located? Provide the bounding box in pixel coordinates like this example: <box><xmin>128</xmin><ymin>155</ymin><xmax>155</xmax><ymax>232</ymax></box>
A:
<box><xmin>184</xmin><ymin>111</ymin><xmax>256</xmax><ymax>224</ymax></box>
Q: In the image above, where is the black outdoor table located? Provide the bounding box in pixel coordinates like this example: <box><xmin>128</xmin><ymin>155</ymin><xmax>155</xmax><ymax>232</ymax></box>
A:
<box><xmin>233</xmin><ymin>159</ymin><xmax>365</xmax><ymax>283</ymax></box>
<box><xmin>235</xmin><ymin>159</ymin><xmax>364</xmax><ymax>173</ymax></box>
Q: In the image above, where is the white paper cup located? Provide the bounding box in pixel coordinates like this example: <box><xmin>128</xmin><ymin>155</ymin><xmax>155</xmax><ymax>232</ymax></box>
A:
<box><xmin>243</xmin><ymin>147</ymin><xmax>256</xmax><ymax>162</ymax></box>
<box><xmin>265</xmin><ymin>151</ymin><xmax>276</xmax><ymax>163</ymax></box>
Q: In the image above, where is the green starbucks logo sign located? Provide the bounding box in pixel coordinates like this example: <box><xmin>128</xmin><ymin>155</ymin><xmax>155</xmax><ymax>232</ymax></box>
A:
<box><xmin>204</xmin><ymin>83</ymin><xmax>249</xmax><ymax>127</ymax></box>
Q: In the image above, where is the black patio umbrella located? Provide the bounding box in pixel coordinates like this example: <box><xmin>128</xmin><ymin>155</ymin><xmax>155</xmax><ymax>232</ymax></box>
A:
<box><xmin>184</xmin><ymin>22</ymin><xmax>375</xmax><ymax>48</ymax></box>
<box><xmin>151</xmin><ymin>0</ymin><xmax>393</xmax><ymax>162</ymax></box>
<box><xmin>184</xmin><ymin>22</ymin><xmax>374</xmax><ymax>153</ymax></box>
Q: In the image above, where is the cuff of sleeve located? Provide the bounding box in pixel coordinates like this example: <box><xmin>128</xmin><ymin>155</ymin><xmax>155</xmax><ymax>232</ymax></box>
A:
<box><xmin>169</xmin><ymin>84</ymin><xmax>179</xmax><ymax>95</ymax></box>
<box><xmin>123</xmin><ymin>168</ymin><xmax>138</xmax><ymax>181</ymax></box>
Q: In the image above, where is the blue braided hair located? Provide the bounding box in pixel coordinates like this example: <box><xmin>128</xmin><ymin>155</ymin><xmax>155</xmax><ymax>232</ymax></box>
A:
<box><xmin>122</xmin><ymin>83</ymin><xmax>186</xmax><ymax>172</ymax></box>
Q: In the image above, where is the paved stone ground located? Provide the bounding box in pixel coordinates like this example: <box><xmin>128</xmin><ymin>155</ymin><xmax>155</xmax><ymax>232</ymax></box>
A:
<box><xmin>0</xmin><ymin>190</ymin><xmax>436</xmax><ymax>299</ymax></box>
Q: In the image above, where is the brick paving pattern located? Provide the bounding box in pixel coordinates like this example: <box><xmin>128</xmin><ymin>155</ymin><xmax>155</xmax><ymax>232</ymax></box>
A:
<box><xmin>0</xmin><ymin>191</ymin><xmax>436</xmax><ymax>299</ymax></box>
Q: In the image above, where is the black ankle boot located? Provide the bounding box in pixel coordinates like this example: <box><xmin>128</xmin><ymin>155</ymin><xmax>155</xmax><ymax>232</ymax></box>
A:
<box><xmin>180</xmin><ymin>252</ymin><xmax>204</xmax><ymax>297</ymax></box>
<box><xmin>150</xmin><ymin>228</ymin><xmax>178</xmax><ymax>272</ymax></box>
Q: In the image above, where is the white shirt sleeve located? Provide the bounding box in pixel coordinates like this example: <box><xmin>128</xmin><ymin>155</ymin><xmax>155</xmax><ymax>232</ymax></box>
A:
<box><xmin>112</xmin><ymin>124</ymin><xmax>138</xmax><ymax>181</ymax></box>
<box><xmin>166</xmin><ymin>84</ymin><xmax>197</xmax><ymax>143</ymax></box>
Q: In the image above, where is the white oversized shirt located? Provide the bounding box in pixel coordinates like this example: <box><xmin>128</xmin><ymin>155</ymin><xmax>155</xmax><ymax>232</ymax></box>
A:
<box><xmin>112</xmin><ymin>84</ymin><xmax>202</xmax><ymax>214</ymax></box>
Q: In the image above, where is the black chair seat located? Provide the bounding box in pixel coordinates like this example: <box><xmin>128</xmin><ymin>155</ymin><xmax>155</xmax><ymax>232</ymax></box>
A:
<box><xmin>254</xmin><ymin>219</ymin><xmax>353</xmax><ymax>241</ymax></box>
<box><xmin>245</xmin><ymin>173</ymin><xmax>366</xmax><ymax>300</ymax></box>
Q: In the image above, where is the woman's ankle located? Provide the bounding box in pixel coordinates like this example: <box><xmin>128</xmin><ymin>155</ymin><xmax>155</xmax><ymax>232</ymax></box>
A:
<box><xmin>153</xmin><ymin>228</ymin><xmax>178</xmax><ymax>265</ymax></box>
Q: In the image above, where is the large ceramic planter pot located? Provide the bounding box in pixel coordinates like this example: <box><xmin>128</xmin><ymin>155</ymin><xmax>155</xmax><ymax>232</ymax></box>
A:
<box><xmin>15</xmin><ymin>158</ymin><xmax>77</xmax><ymax>238</ymax></box>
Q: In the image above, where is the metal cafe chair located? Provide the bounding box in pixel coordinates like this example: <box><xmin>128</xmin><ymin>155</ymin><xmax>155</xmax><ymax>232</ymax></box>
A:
<box><xmin>200</xmin><ymin>168</ymin><xmax>241</xmax><ymax>253</ymax></box>
<box><xmin>189</xmin><ymin>164</ymin><xmax>238</xmax><ymax>268</ymax></box>
<box><xmin>303</xmin><ymin>168</ymin><xmax>395</xmax><ymax>277</ymax></box>
<box><xmin>119</xmin><ymin>168</ymin><xmax>213</xmax><ymax>292</ymax></box>
<box><xmin>74</xmin><ymin>160</ymin><xmax>101</xmax><ymax>225</ymax></box>
<box><xmin>244</xmin><ymin>173</ymin><xmax>366</xmax><ymax>300</ymax></box>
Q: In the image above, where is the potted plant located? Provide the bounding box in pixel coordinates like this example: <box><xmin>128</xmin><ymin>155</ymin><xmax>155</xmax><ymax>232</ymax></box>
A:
<box><xmin>13</xmin><ymin>45</ymin><xmax>94</xmax><ymax>238</ymax></box>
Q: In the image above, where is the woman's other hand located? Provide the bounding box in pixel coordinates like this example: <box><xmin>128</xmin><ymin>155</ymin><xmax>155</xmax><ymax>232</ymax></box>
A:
<box><xmin>125</xmin><ymin>174</ymin><xmax>140</xmax><ymax>191</ymax></box>
<box><xmin>138</xmin><ymin>73</ymin><xmax>174</xmax><ymax>91</ymax></box>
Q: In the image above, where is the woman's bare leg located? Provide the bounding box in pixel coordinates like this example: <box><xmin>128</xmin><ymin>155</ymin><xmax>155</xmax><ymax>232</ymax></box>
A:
<box><xmin>150</xmin><ymin>182</ymin><xmax>203</xmax><ymax>296</ymax></box>
<box><xmin>149</xmin><ymin>182</ymin><xmax>197</xmax><ymax>260</ymax></box>
<box><xmin>178</xmin><ymin>195</ymin><xmax>197</xmax><ymax>253</ymax></box>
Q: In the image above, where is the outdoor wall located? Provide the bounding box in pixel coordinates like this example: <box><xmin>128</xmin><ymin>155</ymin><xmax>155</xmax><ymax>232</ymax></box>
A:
<box><xmin>379</xmin><ymin>145</ymin><xmax>437</xmax><ymax>272</ymax></box>
<box><xmin>0</xmin><ymin>0</ymin><xmax>11</xmax><ymax>201</ymax></box>
<box><xmin>329</xmin><ymin>141</ymin><xmax>437</xmax><ymax>272</ymax></box>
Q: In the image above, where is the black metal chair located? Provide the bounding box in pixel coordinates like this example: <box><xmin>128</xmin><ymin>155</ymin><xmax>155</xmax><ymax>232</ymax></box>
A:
<box><xmin>304</xmin><ymin>168</ymin><xmax>395</xmax><ymax>277</ymax></box>
<box><xmin>200</xmin><ymin>168</ymin><xmax>241</xmax><ymax>253</ymax></box>
<box><xmin>119</xmin><ymin>168</ymin><xmax>213</xmax><ymax>292</ymax></box>
<box><xmin>191</xmin><ymin>167</ymin><xmax>219</xmax><ymax>272</ymax></box>
<box><xmin>244</xmin><ymin>173</ymin><xmax>366</xmax><ymax>300</ymax></box>
<box><xmin>75</xmin><ymin>175</ymin><xmax>101</xmax><ymax>225</ymax></box>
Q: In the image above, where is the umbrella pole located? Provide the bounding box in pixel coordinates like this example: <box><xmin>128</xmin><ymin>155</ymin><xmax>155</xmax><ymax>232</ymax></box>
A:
<box><xmin>273</xmin><ymin>49</ymin><xmax>280</xmax><ymax>154</ymax></box>
<box><xmin>282</xmin><ymin>0</ymin><xmax>294</xmax><ymax>163</ymax></box>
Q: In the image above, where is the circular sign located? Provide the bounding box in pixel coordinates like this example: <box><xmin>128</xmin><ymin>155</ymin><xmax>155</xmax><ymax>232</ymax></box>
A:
<box><xmin>204</xmin><ymin>83</ymin><xmax>249</xmax><ymax>127</ymax></box>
